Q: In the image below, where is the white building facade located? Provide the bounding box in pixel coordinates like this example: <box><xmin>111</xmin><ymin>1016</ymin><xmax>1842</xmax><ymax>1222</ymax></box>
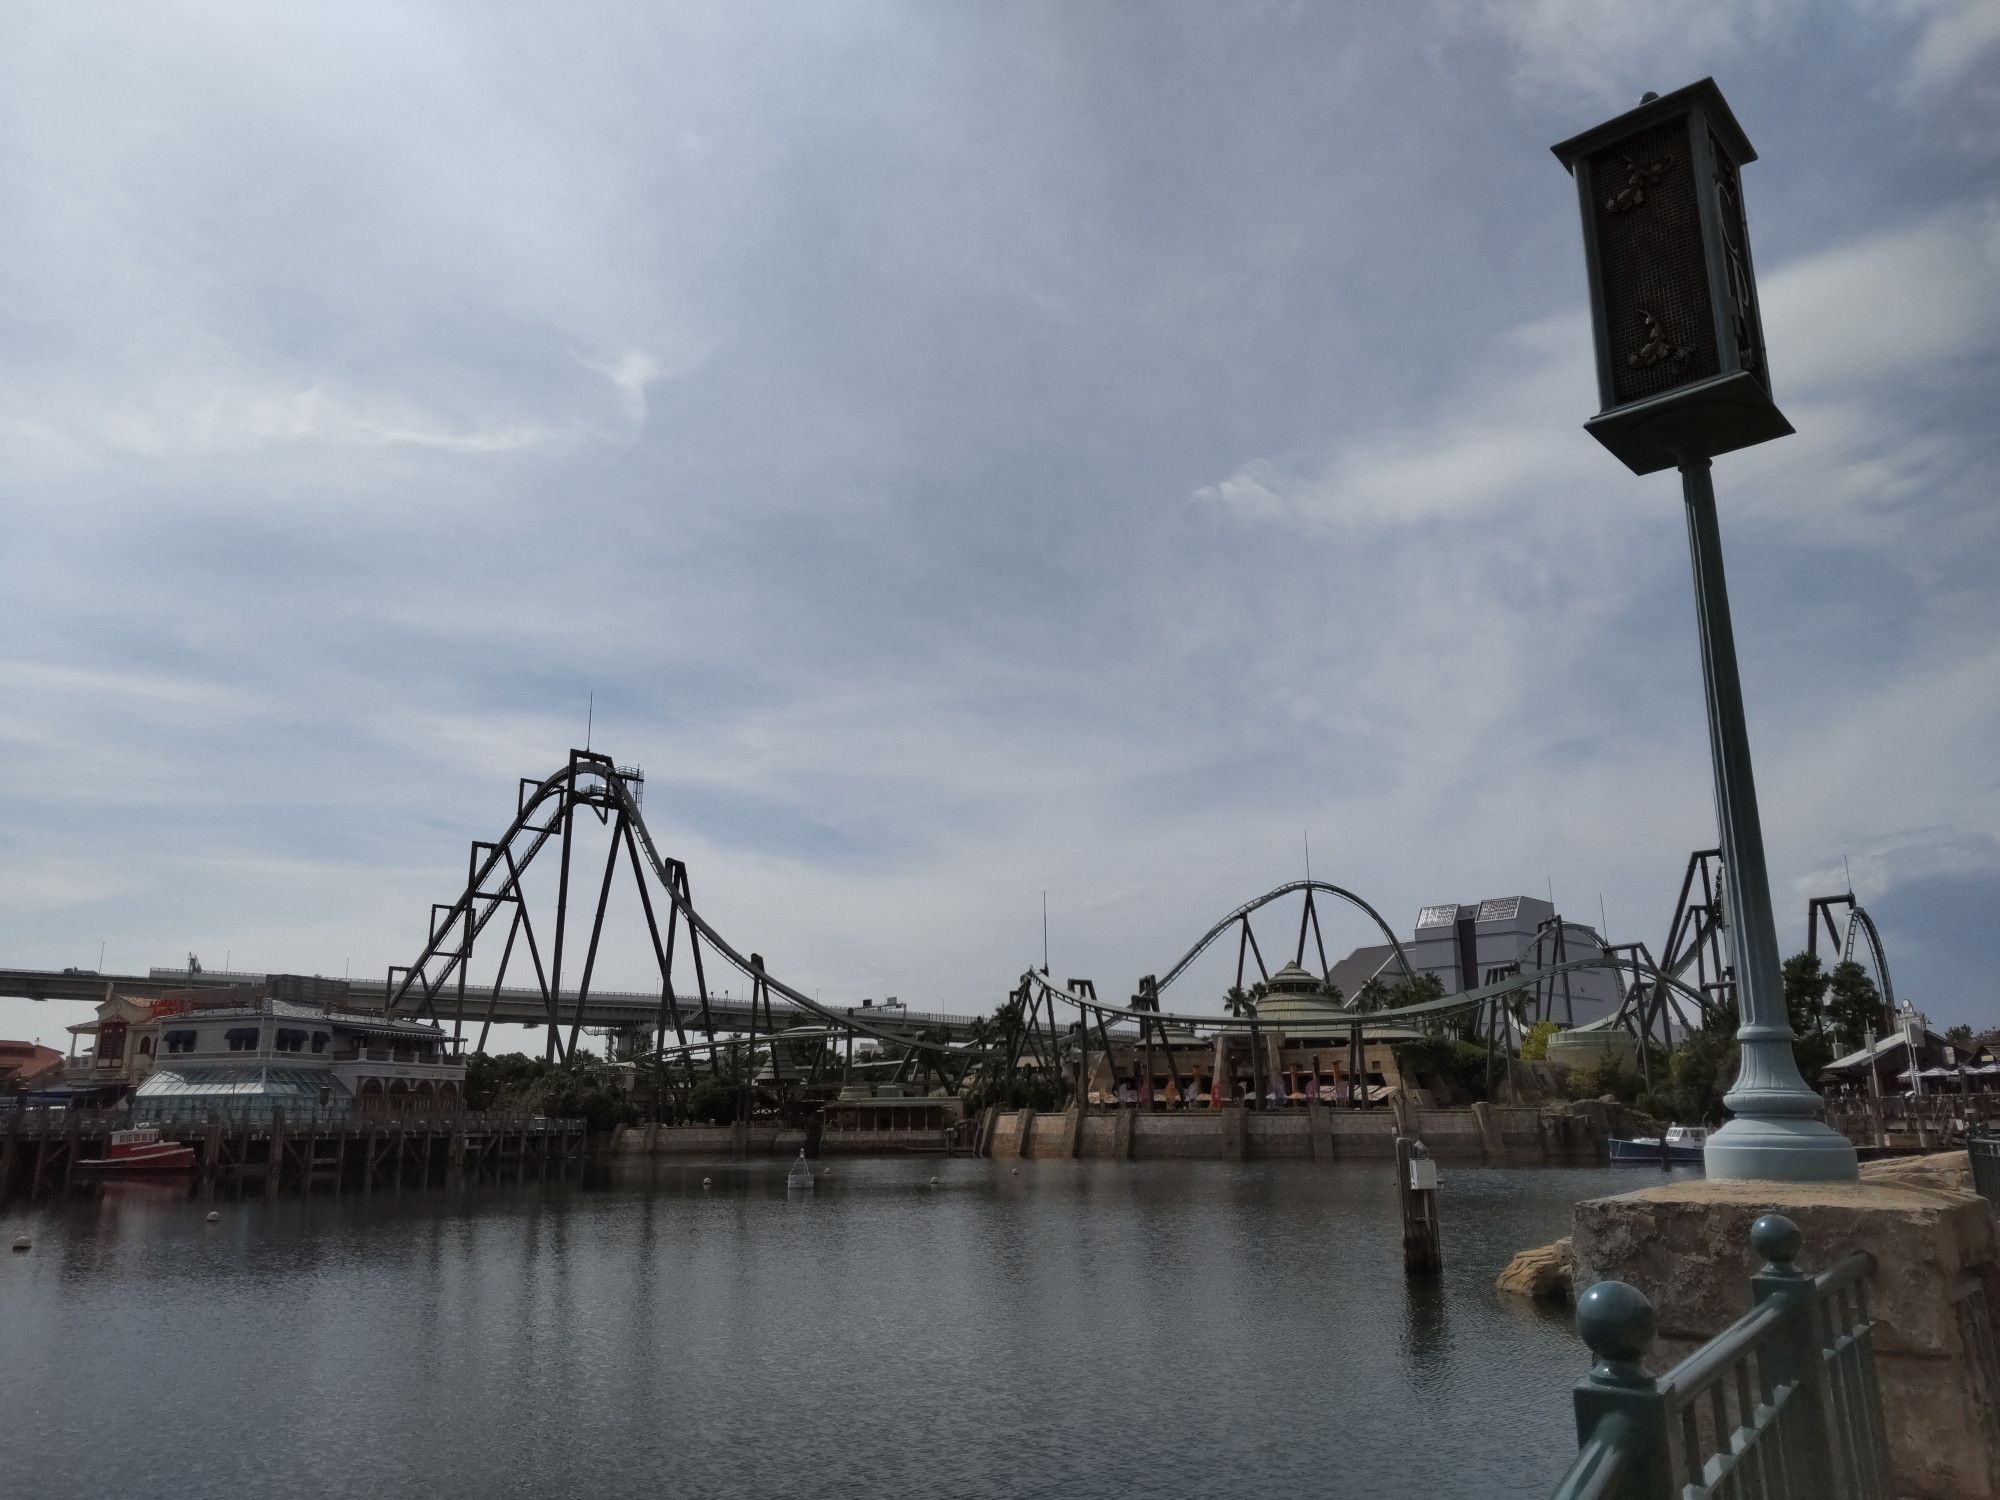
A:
<box><xmin>133</xmin><ymin>997</ymin><xmax>465</xmax><ymax>1123</ymax></box>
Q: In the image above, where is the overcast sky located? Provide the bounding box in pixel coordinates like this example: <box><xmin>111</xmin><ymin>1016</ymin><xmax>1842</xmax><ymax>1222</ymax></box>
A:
<box><xmin>3</xmin><ymin>1</ymin><xmax>1997</xmax><ymax>1053</ymax></box>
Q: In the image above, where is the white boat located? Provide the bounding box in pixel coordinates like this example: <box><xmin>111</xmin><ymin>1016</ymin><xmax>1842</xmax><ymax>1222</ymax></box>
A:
<box><xmin>1608</xmin><ymin>1123</ymin><xmax>1708</xmax><ymax>1164</ymax></box>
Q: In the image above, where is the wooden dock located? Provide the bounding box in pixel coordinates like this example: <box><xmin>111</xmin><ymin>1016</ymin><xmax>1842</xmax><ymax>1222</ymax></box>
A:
<box><xmin>0</xmin><ymin>1108</ymin><xmax>589</xmax><ymax>1205</ymax></box>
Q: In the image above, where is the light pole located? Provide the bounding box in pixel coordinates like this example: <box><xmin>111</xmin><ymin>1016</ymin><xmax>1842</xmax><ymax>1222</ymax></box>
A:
<box><xmin>1553</xmin><ymin>80</ymin><xmax>1857</xmax><ymax>1182</ymax></box>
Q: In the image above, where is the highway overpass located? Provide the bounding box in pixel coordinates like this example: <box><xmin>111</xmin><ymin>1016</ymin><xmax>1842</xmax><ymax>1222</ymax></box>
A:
<box><xmin>0</xmin><ymin>967</ymin><xmax>987</xmax><ymax>1040</ymax></box>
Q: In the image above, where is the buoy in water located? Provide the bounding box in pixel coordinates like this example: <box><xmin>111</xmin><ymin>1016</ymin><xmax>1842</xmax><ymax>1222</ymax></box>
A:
<box><xmin>205</xmin><ymin>1211</ymin><xmax>221</xmax><ymax>1224</ymax></box>
<box><xmin>929</xmin><ymin>1176</ymin><xmax>940</xmax><ymax>1187</ymax></box>
<box><xmin>10</xmin><ymin>1235</ymin><xmax>28</xmax><ymax>1252</ymax></box>
<box><xmin>1010</xmin><ymin>1167</ymin><xmax>1020</xmax><ymax>1175</ymax></box>
<box><xmin>702</xmin><ymin>1177</ymin><xmax>712</xmax><ymax>1189</ymax></box>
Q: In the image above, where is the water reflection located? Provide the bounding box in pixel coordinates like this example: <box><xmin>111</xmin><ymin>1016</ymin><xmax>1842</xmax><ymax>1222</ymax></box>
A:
<box><xmin>1</xmin><ymin>1159</ymin><xmax>1674</xmax><ymax>1499</ymax></box>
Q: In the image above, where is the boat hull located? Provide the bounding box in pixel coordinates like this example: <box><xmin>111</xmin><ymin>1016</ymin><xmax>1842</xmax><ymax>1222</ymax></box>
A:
<box><xmin>79</xmin><ymin>1145</ymin><xmax>195</xmax><ymax>1175</ymax></box>
<box><xmin>1608</xmin><ymin>1137</ymin><xmax>1705</xmax><ymax>1165</ymax></box>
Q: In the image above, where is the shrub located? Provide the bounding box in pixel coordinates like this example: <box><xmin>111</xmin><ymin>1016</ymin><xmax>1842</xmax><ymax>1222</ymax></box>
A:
<box><xmin>1521</xmin><ymin>1020</ymin><xmax>1562</xmax><ymax>1062</ymax></box>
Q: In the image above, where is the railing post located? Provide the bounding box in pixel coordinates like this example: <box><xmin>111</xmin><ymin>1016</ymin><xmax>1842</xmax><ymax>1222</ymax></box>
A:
<box><xmin>1747</xmin><ymin>1214</ymin><xmax>1834</xmax><ymax>1492</ymax></box>
<box><xmin>1570</xmin><ymin>1281</ymin><xmax>1672</xmax><ymax>1500</ymax></box>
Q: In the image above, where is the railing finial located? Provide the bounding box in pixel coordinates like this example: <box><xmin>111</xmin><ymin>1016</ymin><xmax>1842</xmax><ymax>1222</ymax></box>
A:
<box><xmin>1749</xmin><ymin>1212</ymin><xmax>1803</xmax><ymax>1274</ymax></box>
<box><xmin>1575</xmin><ymin>1280</ymin><xmax>1656</xmax><ymax>1386</ymax></box>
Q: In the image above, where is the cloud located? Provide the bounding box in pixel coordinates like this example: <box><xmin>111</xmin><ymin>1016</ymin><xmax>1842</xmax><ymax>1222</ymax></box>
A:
<box><xmin>1194</xmin><ymin>206</ymin><xmax>2000</xmax><ymax>539</ymax></box>
<box><xmin>1</xmin><ymin>3</ymin><xmax>1997</xmax><ymax>1046</ymax></box>
<box><xmin>1901</xmin><ymin>0</ymin><xmax>2000</xmax><ymax>92</ymax></box>
<box><xmin>1433</xmin><ymin>0</ymin><xmax>1807</xmax><ymax>102</ymax></box>
<box><xmin>1791</xmin><ymin>827</ymin><xmax>2000</xmax><ymax>902</ymax></box>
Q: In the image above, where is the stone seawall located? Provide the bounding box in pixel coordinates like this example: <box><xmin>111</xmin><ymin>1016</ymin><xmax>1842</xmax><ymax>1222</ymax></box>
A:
<box><xmin>611</xmin><ymin>1123</ymin><xmax>808</xmax><ymax>1156</ymax></box>
<box><xmin>985</xmin><ymin>1102</ymin><xmax>1607</xmax><ymax>1162</ymax></box>
<box><xmin>606</xmin><ymin>1103</ymin><xmax>1608</xmax><ymax>1162</ymax></box>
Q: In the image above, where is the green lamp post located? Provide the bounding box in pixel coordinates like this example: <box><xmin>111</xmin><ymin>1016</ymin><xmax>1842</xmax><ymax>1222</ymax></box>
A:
<box><xmin>1553</xmin><ymin>80</ymin><xmax>1857</xmax><ymax>1182</ymax></box>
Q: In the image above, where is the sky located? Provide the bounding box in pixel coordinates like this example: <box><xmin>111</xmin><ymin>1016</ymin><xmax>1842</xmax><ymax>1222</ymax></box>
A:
<box><xmin>2</xmin><ymin>1</ymin><xmax>1997</xmax><ymax>1054</ymax></box>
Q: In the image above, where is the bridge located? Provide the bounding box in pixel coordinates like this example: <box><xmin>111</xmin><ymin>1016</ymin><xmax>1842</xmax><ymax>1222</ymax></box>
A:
<box><xmin>0</xmin><ymin>967</ymin><xmax>985</xmax><ymax>1040</ymax></box>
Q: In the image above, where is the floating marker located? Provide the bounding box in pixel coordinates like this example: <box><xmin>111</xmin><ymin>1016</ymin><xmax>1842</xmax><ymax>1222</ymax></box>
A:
<box><xmin>10</xmin><ymin>1235</ymin><xmax>28</xmax><ymax>1253</ymax></box>
<box><xmin>205</xmin><ymin>1211</ymin><xmax>220</xmax><ymax>1224</ymax></box>
<box><xmin>702</xmin><ymin>1177</ymin><xmax>712</xmax><ymax>1189</ymax></box>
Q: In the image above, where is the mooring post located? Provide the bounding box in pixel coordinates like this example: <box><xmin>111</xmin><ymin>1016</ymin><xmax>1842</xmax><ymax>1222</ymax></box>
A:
<box><xmin>202</xmin><ymin>1114</ymin><xmax>224</xmax><ymax>1202</ymax></box>
<box><xmin>59</xmin><ymin>1110</ymin><xmax>81</xmax><ymax>1197</ymax></box>
<box><xmin>0</xmin><ymin>1107</ymin><xmax>19</xmax><ymax>1209</ymax></box>
<box><xmin>267</xmin><ymin>1109</ymin><xmax>284</xmax><ymax>1201</ymax></box>
<box><xmin>1397</xmin><ymin>1135</ymin><xmax>1442</xmax><ymax>1274</ymax></box>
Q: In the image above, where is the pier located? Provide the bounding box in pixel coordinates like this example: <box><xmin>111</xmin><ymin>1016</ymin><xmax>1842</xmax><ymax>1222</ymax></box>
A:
<box><xmin>0</xmin><ymin>1107</ymin><xmax>587</xmax><ymax>1205</ymax></box>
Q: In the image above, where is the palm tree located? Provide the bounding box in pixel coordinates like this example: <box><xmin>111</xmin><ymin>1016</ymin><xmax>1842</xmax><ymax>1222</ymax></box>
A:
<box><xmin>1221</xmin><ymin>985</ymin><xmax>1256</xmax><ymax>1019</ymax></box>
<box><xmin>1316</xmin><ymin>976</ymin><xmax>1345</xmax><ymax>1005</ymax></box>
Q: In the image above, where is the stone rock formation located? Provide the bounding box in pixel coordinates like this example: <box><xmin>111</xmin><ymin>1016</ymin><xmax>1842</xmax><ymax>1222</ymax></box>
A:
<box><xmin>1495</xmin><ymin>1237</ymin><xmax>1573</xmax><ymax>1301</ymax></box>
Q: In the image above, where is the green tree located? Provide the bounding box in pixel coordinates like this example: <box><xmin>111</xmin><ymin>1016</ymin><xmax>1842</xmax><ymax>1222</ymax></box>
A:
<box><xmin>1565</xmin><ymin>1054</ymin><xmax>1643</xmax><ymax>1104</ymax></box>
<box><xmin>1671</xmin><ymin>1029</ymin><xmax>1738</xmax><ymax>1123</ymax></box>
<box><xmin>1781</xmin><ymin>951</ymin><xmax>1829</xmax><ymax>1039</ymax></box>
<box><xmin>1221</xmin><ymin>985</ymin><xmax>1255</xmax><ymax>1019</ymax></box>
<box><xmin>1393</xmin><ymin>972</ymin><xmax>1448</xmax><ymax>1007</ymax></box>
<box><xmin>1946</xmin><ymin>1023</ymin><xmax>1974</xmax><ymax>1053</ymax></box>
<box><xmin>1780</xmin><ymin>951</ymin><xmax>1835</xmax><ymax>1081</ymax></box>
<box><xmin>1826</xmin><ymin>961</ymin><xmax>1884</xmax><ymax>1054</ymax></box>
<box><xmin>1521</xmin><ymin>1020</ymin><xmax>1562</xmax><ymax>1062</ymax></box>
<box><xmin>1352</xmin><ymin>978</ymin><xmax>1388</xmax><ymax>1013</ymax></box>
<box><xmin>1315</xmin><ymin>976</ymin><xmax>1344</xmax><ymax>1004</ymax></box>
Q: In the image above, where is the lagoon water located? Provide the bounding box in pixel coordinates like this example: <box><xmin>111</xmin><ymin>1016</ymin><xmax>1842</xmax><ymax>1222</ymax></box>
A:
<box><xmin>2</xmin><ymin>1157</ymin><xmax>1695</xmax><ymax>1499</ymax></box>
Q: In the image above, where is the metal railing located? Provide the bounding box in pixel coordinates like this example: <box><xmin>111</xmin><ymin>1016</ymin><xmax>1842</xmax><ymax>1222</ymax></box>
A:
<box><xmin>1551</xmin><ymin>1214</ymin><xmax>1890</xmax><ymax>1500</ymax></box>
<box><xmin>1969</xmin><ymin>1127</ymin><xmax>2000</xmax><ymax>1203</ymax></box>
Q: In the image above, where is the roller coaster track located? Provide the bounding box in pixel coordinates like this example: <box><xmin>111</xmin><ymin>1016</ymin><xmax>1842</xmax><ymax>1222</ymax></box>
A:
<box><xmin>1020</xmin><ymin>949</ymin><xmax>1712</xmax><ymax>1035</ymax></box>
<box><xmin>1150</xmin><ymin>880</ymin><xmax>1417</xmax><ymax>995</ymax></box>
<box><xmin>384</xmin><ymin>754</ymin><xmax>1750</xmax><ymax>1119</ymax></box>
<box><xmin>1809</xmin><ymin>891</ymin><xmax>1896</xmax><ymax>1032</ymax></box>
<box><xmin>386</xmin><ymin>751</ymin><xmax>978</xmax><ymax>1065</ymax></box>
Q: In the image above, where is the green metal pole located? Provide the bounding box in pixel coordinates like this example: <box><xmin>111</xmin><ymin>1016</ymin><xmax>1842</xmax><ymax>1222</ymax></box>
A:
<box><xmin>1681</xmin><ymin>459</ymin><xmax>1856</xmax><ymax>1182</ymax></box>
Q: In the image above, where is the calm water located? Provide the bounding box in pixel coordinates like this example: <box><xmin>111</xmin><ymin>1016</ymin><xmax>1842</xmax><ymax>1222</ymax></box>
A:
<box><xmin>1</xmin><ymin>1156</ymin><xmax>1695</xmax><ymax>1499</ymax></box>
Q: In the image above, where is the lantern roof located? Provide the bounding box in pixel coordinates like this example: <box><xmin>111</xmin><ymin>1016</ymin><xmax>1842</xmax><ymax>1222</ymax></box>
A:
<box><xmin>1550</xmin><ymin>76</ymin><xmax>1756</xmax><ymax>174</ymax></box>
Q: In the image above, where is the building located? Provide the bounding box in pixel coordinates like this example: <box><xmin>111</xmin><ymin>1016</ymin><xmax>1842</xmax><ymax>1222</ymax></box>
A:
<box><xmin>1327</xmin><ymin>895</ymin><xmax>1622</xmax><ymax>1025</ymax></box>
<box><xmin>0</xmin><ymin>1040</ymin><xmax>63</xmax><ymax>1091</ymax></box>
<box><xmin>56</xmin><ymin>990</ymin><xmax>192</xmax><ymax>1106</ymax></box>
<box><xmin>1084</xmin><ymin>964</ymin><xmax>1419</xmax><ymax>1107</ymax></box>
<box><xmin>130</xmin><ymin>997</ymin><xmax>465</xmax><ymax>1123</ymax></box>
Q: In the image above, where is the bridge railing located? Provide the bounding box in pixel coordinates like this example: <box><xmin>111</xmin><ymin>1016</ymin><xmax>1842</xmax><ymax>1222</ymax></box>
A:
<box><xmin>1551</xmin><ymin>1214</ymin><xmax>1890</xmax><ymax>1500</ymax></box>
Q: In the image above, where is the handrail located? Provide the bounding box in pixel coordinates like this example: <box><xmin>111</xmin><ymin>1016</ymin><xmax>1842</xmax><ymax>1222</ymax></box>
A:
<box><xmin>1549</xmin><ymin>1214</ymin><xmax>1891</xmax><ymax>1500</ymax></box>
<box><xmin>1655</xmin><ymin>1299</ymin><xmax>1787</xmax><ymax>1396</ymax></box>
<box><xmin>1553</xmin><ymin>1418</ymin><xmax>1633</xmax><ymax>1500</ymax></box>
<box><xmin>1813</xmin><ymin>1248</ymin><xmax>1876</xmax><ymax>1295</ymax></box>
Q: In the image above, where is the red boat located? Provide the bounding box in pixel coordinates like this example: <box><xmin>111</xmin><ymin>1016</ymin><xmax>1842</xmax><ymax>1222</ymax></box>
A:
<box><xmin>78</xmin><ymin>1126</ymin><xmax>195</xmax><ymax>1175</ymax></box>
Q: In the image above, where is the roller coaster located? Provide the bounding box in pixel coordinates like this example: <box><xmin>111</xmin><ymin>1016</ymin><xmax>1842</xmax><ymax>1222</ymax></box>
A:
<box><xmin>377</xmin><ymin>752</ymin><xmax>1895</xmax><ymax>1119</ymax></box>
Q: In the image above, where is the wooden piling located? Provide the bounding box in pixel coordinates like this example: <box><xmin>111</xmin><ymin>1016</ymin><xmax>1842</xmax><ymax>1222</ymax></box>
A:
<box><xmin>1396</xmin><ymin>1135</ymin><xmax>1442</xmax><ymax>1274</ymax></box>
<box><xmin>201</xmin><ymin>1115</ymin><xmax>223</xmax><ymax>1202</ymax></box>
<box><xmin>266</xmin><ymin>1111</ymin><xmax>284</xmax><ymax>1201</ymax></box>
<box><xmin>0</xmin><ymin>1108</ymin><xmax>19</xmax><ymax>1208</ymax></box>
<box><xmin>59</xmin><ymin>1111</ymin><xmax>80</xmax><ymax>1196</ymax></box>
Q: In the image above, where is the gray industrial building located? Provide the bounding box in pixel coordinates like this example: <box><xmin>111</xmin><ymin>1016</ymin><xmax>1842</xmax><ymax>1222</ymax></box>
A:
<box><xmin>1325</xmin><ymin>895</ymin><xmax>1621</xmax><ymax>1025</ymax></box>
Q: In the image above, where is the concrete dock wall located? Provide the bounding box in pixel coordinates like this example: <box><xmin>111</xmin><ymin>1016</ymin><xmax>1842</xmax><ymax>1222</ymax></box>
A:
<box><xmin>983</xmin><ymin>1104</ymin><xmax>1606</xmax><ymax>1163</ymax></box>
<box><xmin>604</xmin><ymin>1102</ymin><xmax>1608</xmax><ymax>1162</ymax></box>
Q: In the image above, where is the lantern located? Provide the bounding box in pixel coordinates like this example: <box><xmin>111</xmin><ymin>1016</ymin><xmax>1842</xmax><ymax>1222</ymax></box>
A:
<box><xmin>1551</xmin><ymin>79</ymin><xmax>1791</xmax><ymax>475</ymax></box>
